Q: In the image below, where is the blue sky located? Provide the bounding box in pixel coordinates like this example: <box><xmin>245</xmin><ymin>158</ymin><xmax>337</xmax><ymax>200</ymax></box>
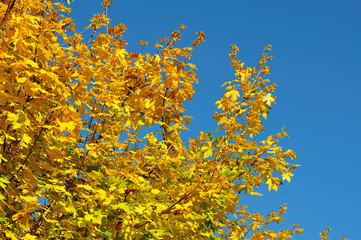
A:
<box><xmin>69</xmin><ymin>0</ymin><xmax>361</xmax><ymax>239</ymax></box>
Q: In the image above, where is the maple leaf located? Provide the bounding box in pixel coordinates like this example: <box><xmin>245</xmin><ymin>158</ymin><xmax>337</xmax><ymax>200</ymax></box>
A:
<box><xmin>225</xmin><ymin>89</ymin><xmax>240</xmax><ymax>101</ymax></box>
<box><xmin>263</xmin><ymin>93</ymin><xmax>275</xmax><ymax>106</ymax></box>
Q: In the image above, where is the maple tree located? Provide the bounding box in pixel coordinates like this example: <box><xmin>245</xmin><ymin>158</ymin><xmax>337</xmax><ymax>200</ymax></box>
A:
<box><xmin>0</xmin><ymin>0</ymin><xmax>347</xmax><ymax>239</ymax></box>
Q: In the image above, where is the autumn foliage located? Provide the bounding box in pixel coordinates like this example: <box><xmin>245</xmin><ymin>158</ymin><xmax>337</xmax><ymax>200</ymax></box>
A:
<box><xmin>0</xmin><ymin>0</ymin><xmax>344</xmax><ymax>239</ymax></box>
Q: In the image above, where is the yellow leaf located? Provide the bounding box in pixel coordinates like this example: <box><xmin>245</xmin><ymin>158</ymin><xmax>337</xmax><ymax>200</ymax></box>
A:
<box><xmin>24</xmin><ymin>234</ymin><xmax>37</xmax><ymax>240</ymax></box>
<box><xmin>262</xmin><ymin>112</ymin><xmax>267</xmax><ymax>119</ymax></box>
<box><xmin>56</xmin><ymin>120</ymin><xmax>77</xmax><ymax>132</ymax></box>
<box><xmin>43</xmin><ymin>215</ymin><xmax>58</xmax><ymax>223</ymax></box>
<box><xmin>24</xmin><ymin>59</ymin><xmax>38</xmax><ymax>68</ymax></box>
<box><xmin>93</xmin><ymin>214</ymin><xmax>103</xmax><ymax>224</ymax></box>
<box><xmin>151</xmin><ymin>189</ymin><xmax>160</xmax><ymax>195</ymax></box>
<box><xmin>17</xmin><ymin>77</ymin><xmax>27</xmax><ymax>83</ymax></box>
<box><xmin>263</xmin><ymin>93</ymin><xmax>275</xmax><ymax>106</ymax></box>
<box><xmin>22</xmin><ymin>134</ymin><xmax>32</xmax><ymax>144</ymax></box>
<box><xmin>250</xmin><ymin>192</ymin><xmax>263</xmax><ymax>197</ymax></box>
<box><xmin>225</xmin><ymin>89</ymin><xmax>240</xmax><ymax>101</ymax></box>
<box><xmin>84</xmin><ymin>214</ymin><xmax>93</xmax><ymax>222</ymax></box>
<box><xmin>204</xmin><ymin>148</ymin><xmax>213</xmax><ymax>158</ymax></box>
<box><xmin>20</xmin><ymin>195</ymin><xmax>38</xmax><ymax>203</ymax></box>
<box><xmin>187</xmin><ymin>63</ymin><xmax>197</xmax><ymax>69</ymax></box>
<box><xmin>179</xmin><ymin>23</ymin><xmax>187</xmax><ymax>29</ymax></box>
<box><xmin>116</xmin><ymin>48</ymin><xmax>128</xmax><ymax>59</ymax></box>
<box><xmin>4</xmin><ymin>231</ymin><xmax>17</xmax><ymax>240</ymax></box>
<box><xmin>266</xmin><ymin>178</ymin><xmax>278</xmax><ymax>191</ymax></box>
<box><xmin>87</xmin><ymin>170</ymin><xmax>103</xmax><ymax>180</ymax></box>
<box><xmin>282</xmin><ymin>172</ymin><xmax>293</xmax><ymax>183</ymax></box>
<box><xmin>77</xmin><ymin>184</ymin><xmax>94</xmax><ymax>191</ymax></box>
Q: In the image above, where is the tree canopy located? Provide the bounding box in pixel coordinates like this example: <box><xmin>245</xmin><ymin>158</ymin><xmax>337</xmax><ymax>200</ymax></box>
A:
<box><xmin>0</xmin><ymin>0</ymin><xmax>347</xmax><ymax>239</ymax></box>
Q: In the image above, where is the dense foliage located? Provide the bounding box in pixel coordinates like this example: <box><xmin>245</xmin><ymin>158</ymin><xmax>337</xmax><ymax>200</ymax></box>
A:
<box><xmin>0</xmin><ymin>0</ymin><xmax>346</xmax><ymax>239</ymax></box>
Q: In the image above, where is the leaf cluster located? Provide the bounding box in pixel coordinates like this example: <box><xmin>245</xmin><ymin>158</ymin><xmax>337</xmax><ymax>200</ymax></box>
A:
<box><xmin>0</xmin><ymin>0</ymin><xmax>347</xmax><ymax>239</ymax></box>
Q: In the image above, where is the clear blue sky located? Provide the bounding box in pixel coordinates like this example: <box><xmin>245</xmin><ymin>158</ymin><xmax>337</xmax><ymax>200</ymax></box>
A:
<box><xmin>69</xmin><ymin>0</ymin><xmax>361</xmax><ymax>239</ymax></box>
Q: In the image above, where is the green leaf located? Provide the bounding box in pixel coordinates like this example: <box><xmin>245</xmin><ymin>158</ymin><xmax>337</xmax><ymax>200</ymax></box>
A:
<box><xmin>0</xmin><ymin>154</ymin><xmax>8</xmax><ymax>163</ymax></box>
